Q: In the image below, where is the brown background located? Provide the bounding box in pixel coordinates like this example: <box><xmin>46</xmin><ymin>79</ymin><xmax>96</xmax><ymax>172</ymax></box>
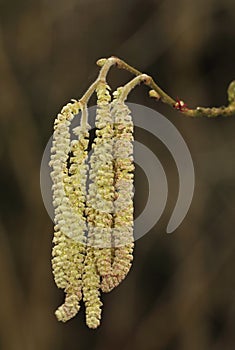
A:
<box><xmin>0</xmin><ymin>0</ymin><xmax>235</xmax><ymax>349</ymax></box>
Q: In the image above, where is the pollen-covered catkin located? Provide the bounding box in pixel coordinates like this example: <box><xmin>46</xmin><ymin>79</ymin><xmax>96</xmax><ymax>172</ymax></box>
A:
<box><xmin>82</xmin><ymin>243</ymin><xmax>103</xmax><ymax>329</ymax></box>
<box><xmin>101</xmin><ymin>91</ymin><xmax>134</xmax><ymax>292</ymax></box>
<box><xmin>51</xmin><ymin>78</ymin><xmax>135</xmax><ymax>328</ymax></box>
<box><xmin>50</xmin><ymin>101</ymin><xmax>87</xmax><ymax>242</ymax></box>
<box><xmin>54</xmin><ymin>238</ymin><xmax>85</xmax><ymax>322</ymax></box>
<box><xmin>50</xmin><ymin>101</ymin><xmax>88</xmax><ymax>321</ymax></box>
<box><xmin>86</xmin><ymin>83</ymin><xmax>114</xmax><ymax>292</ymax></box>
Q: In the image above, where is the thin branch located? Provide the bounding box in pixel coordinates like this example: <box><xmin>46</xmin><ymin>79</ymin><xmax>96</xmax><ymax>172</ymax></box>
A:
<box><xmin>97</xmin><ymin>56</ymin><xmax>235</xmax><ymax>118</ymax></box>
<box><xmin>79</xmin><ymin>57</ymin><xmax>116</xmax><ymax>105</ymax></box>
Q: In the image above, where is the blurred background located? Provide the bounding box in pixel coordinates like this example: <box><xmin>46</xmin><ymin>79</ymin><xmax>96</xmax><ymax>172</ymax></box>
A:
<box><xmin>0</xmin><ymin>0</ymin><xmax>235</xmax><ymax>349</ymax></box>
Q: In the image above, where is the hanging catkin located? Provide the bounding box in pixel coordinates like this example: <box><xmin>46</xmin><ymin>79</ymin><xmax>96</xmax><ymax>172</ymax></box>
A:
<box><xmin>51</xmin><ymin>83</ymin><xmax>135</xmax><ymax>328</ymax></box>
<box><xmin>101</xmin><ymin>89</ymin><xmax>135</xmax><ymax>292</ymax></box>
<box><xmin>50</xmin><ymin>101</ymin><xmax>89</xmax><ymax>321</ymax></box>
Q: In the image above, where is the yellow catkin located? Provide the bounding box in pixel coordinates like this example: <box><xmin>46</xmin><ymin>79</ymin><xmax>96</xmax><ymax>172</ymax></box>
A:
<box><xmin>51</xmin><ymin>84</ymin><xmax>135</xmax><ymax>327</ymax></box>
<box><xmin>82</xmin><ymin>243</ymin><xmax>103</xmax><ymax>329</ymax></box>
<box><xmin>55</xmin><ymin>239</ymin><xmax>85</xmax><ymax>322</ymax></box>
<box><xmin>101</xmin><ymin>92</ymin><xmax>134</xmax><ymax>292</ymax></box>
<box><xmin>86</xmin><ymin>83</ymin><xmax>114</xmax><ymax>293</ymax></box>
<box><xmin>50</xmin><ymin>101</ymin><xmax>88</xmax><ymax>321</ymax></box>
<box><xmin>52</xmin><ymin>230</ymin><xmax>69</xmax><ymax>289</ymax></box>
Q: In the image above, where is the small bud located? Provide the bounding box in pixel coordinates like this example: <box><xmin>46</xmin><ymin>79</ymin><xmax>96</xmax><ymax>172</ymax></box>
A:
<box><xmin>96</xmin><ymin>58</ymin><xmax>107</xmax><ymax>67</ymax></box>
<box><xmin>227</xmin><ymin>80</ymin><xmax>235</xmax><ymax>104</ymax></box>
<box><xmin>149</xmin><ymin>89</ymin><xmax>161</xmax><ymax>100</ymax></box>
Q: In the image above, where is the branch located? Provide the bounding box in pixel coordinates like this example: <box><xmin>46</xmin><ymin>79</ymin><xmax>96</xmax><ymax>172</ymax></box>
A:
<box><xmin>96</xmin><ymin>56</ymin><xmax>235</xmax><ymax>118</ymax></box>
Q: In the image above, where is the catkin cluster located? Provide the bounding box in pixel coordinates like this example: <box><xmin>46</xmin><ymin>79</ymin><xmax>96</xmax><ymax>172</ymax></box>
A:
<box><xmin>50</xmin><ymin>83</ymin><xmax>134</xmax><ymax>329</ymax></box>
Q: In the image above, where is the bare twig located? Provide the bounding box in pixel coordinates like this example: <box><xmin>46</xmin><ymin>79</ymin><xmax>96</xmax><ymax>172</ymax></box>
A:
<box><xmin>96</xmin><ymin>57</ymin><xmax>235</xmax><ymax>118</ymax></box>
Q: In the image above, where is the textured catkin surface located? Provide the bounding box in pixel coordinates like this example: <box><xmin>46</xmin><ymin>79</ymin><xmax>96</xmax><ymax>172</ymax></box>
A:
<box><xmin>86</xmin><ymin>83</ymin><xmax>114</xmax><ymax>276</ymax></box>
<box><xmin>50</xmin><ymin>101</ymin><xmax>88</xmax><ymax>322</ymax></box>
<box><xmin>50</xmin><ymin>84</ymin><xmax>135</xmax><ymax>328</ymax></box>
<box><xmin>101</xmin><ymin>97</ymin><xmax>134</xmax><ymax>292</ymax></box>
<box><xmin>82</xmin><ymin>245</ymin><xmax>103</xmax><ymax>329</ymax></box>
<box><xmin>84</xmin><ymin>82</ymin><xmax>114</xmax><ymax>328</ymax></box>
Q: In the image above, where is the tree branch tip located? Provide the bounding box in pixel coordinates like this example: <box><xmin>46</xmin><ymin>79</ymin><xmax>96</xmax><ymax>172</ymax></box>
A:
<box><xmin>227</xmin><ymin>80</ymin><xmax>235</xmax><ymax>104</ymax></box>
<box><xmin>96</xmin><ymin>58</ymin><xmax>107</xmax><ymax>67</ymax></box>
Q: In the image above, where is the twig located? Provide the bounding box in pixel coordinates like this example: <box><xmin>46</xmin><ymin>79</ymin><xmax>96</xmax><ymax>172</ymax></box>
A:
<box><xmin>96</xmin><ymin>56</ymin><xmax>235</xmax><ymax>118</ymax></box>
